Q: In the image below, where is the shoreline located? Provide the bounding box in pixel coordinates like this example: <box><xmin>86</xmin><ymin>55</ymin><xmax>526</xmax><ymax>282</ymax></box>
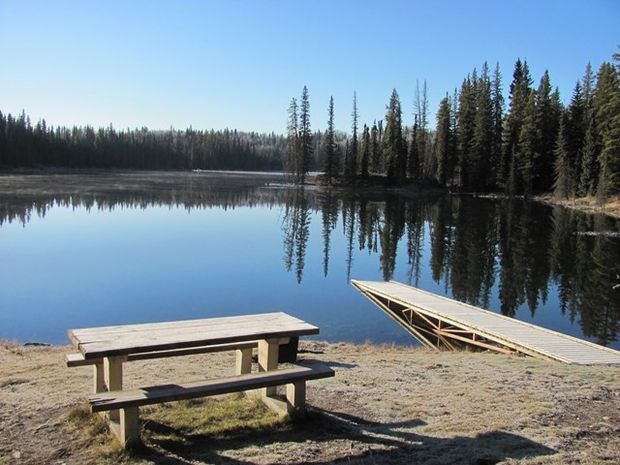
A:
<box><xmin>3</xmin><ymin>168</ymin><xmax>619</xmax><ymax>220</ymax></box>
<box><xmin>2</xmin><ymin>339</ymin><xmax>619</xmax><ymax>464</ymax></box>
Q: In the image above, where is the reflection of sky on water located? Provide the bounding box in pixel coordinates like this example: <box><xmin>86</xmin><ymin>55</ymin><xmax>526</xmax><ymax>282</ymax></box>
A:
<box><xmin>0</xmin><ymin>173</ymin><xmax>618</xmax><ymax>349</ymax></box>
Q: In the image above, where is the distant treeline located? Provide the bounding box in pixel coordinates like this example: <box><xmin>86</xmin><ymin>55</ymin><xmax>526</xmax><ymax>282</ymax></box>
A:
<box><xmin>0</xmin><ymin>113</ymin><xmax>285</xmax><ymax>171</ymax></box>
<box><xmin>288</xmin><ymin>50</ymin><xmax>620</xmax><ymax>199</ymax></box>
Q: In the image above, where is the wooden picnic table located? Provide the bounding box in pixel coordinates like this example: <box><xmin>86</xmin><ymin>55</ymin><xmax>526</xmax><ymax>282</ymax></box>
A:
<box><xmin>67</xmin><ymin>312</ymin><xmax>332</xmax><ymax>447</ymax></box>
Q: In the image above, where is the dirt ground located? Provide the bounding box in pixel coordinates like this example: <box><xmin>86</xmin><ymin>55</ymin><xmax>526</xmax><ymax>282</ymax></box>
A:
<box><xmin>1</xmin><ymin>340</ymin><xmax>619</xmax><ymax>465</ymax></box>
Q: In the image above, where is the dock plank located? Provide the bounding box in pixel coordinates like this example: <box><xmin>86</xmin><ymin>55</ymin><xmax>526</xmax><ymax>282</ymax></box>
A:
<box><xmin>352</xmin><ymin>280</ymin><xmax>620</xmax><ymax>365</ymax></box>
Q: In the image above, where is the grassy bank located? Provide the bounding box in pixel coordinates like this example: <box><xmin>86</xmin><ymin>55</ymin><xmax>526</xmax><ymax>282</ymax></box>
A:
<box><xmin>1</xmin><ymin>340</ymin><xmax>619</xmax><ymax>465</ymax></box>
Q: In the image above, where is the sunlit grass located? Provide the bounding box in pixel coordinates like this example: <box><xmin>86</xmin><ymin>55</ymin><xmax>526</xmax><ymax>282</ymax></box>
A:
<box><xmin>142</xmin><ymin>393</ymin><xmax>285</xmax><ymax>442</ymax></box>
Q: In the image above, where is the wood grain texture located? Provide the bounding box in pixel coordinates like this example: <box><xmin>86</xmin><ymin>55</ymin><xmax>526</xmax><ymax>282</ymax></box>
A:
<box><xmin>69</xmin><ymin>312</ymin><xmax>318</xmax><ymax>359</ymax></box>
<box><xmin>352</xmin><ymin>279</ymin><xmax>620</xmax><ymax>365</ymax></box>
<box><xmin>89</xmin><ymin>363</ymin><xmax>334</xmax><ymax>412</ymax></box>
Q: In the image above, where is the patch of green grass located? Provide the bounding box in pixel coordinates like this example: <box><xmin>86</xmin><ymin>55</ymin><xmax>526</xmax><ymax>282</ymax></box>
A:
<box><xmin>142</xmin><ymin>393</ymin><xmax>285</xmax><ymax>441</ymax></box>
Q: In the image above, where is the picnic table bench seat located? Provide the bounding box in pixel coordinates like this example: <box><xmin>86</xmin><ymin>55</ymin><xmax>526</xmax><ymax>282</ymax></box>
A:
<box><xmin>90</xmin><ymin>363</ymin><xmax>334</xmax><ymax>447</ymax></box>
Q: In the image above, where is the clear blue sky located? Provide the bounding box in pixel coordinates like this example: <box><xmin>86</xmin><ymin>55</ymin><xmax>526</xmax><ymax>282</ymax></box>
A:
<box><xmin>0</xmin><ymin>0</ymin><xmax>618</xmax><ymax>134</ymax></box>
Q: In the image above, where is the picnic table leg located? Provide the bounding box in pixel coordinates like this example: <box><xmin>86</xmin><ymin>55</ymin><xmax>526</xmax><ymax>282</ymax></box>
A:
<box><xmin>93</xmin><ymin>361</ymin><xmax>106</xmax><ymax>393</ymax></box>
<box><xmin>235</xmin><ymin>348</ymin><xmax>252</xmax><ymax>375</ymax></box>
<box><xmin>103</xmin><ymin>356</ymin><xmax>125</xmax><ymax>423</ymax></box>
<box><xmin>257</xmin><ymin>339</ymin><xmax>279</xmax><ymax>397</ymax></box>
<box><xmin>286</xmin><ymin>381</ymin><xmax>306</xmax><ymax>418</ymax></box>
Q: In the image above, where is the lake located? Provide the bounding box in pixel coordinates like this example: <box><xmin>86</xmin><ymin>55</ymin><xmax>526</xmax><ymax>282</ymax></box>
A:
<box><xmin>1</xmin><ymin>171</ymin><xmax>619</xmax><ymax>349</ymax></box>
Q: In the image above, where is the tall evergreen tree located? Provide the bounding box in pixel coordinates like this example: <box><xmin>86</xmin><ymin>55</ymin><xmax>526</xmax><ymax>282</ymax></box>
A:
<box><xmin>500</xmin><ymin>59</ymin><xmax>532</xmax><ymax>192</ymax></box>
<box><xmin>491</xmin><ymin>62</ymin><xmax>504</xmax><ymax>182</ymax></box>
<box><xmin>516</xmin><ymin>90</ymin><xmax>540</xmax><ymax>197</ymax></box>
<box><xmin>322</xmin><ymin>96</ymin><xmax>337</xmax><ymax>184</ymax></box>
<box><xmin>434</xmin><ymin>96</ymin><xmax>452</xmax><ymax>186</ymax></box>
<box><xmin>285</xmin><ymin>97</ymin><xmax>299</xmax><ymax>179</ymax></box>
<box><xmin>594</xmin><ymin>62</ymin><xmax>620</xmax><ymax>197</ymax></box>
<box><xmin>456</xmin><ymin>75</ymin><xmax>475</xmax><ymax>189</ymax></box>
<box><xmin>346</xmin><ymin>91</ymin><xmax>359</xmax><ymax>178</ymax></box>
<box><xmin>383</xmin><ymin>89</ymin><xmax>405</xmax><ymax>185</ymax></box>
<box><xmin>553</xmin><ymin>114</ymin><xmax>572</xmax><ymax>199</ymax></box>
<box><xmin>360</xmin><ymin>123</ymin><xmax>370</xmax><ymax>178</ymax></box>
<box><xmin>535</xmin><ymin>71</ymin><xmax>559</xmax><ymax>191</ymax></box>
<box><xmin>370</xmin><ymin>121</ymin><xmax>380</xmax><ymax>173</ymax></box>
<box><xmin>472</xmin><ymin>62</ymin><xmax>494</xmax><ymax>190</ymax></box>
<box><xmin>408</xmin><ymin>116</ymin><xmax>419</xmax><ymax>181</ymax></box>
<box><xmin>298</xmin><ymin>85</ymin><xmax>312</xmax><ymax>184</ymax></box>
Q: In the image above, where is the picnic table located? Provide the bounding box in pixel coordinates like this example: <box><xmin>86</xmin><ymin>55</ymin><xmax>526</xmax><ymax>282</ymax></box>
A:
<box><xmin>67</xmin><ymin>312</ymin><xmax>334</xmax><ymax>447</ymax></box>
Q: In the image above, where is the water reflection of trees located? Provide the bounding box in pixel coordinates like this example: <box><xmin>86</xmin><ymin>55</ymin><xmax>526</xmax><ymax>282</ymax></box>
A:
<box><xmin>280</xmin><ymin>189</ymin><xmax>620</xmax><ymax>346</ymax></box>
<box><xmin>1</xmin><ymin>180</ymin><xmax>619</xmax><ymax>345</ymax></box>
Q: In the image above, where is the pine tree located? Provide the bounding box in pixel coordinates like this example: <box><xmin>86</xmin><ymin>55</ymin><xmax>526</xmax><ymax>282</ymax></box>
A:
<box><xmin>360</xmin><ymin>124</ymin><xmax>370</xmax><ymax>178</ymax></box>
<box><xmin>348</xmin><ymin>91</ymin><xmax>359</xmax><ymax>178</ymax></box>
<box><xmin>434</xmin><ymin>96</ymin><xmax>452</xmax><ymax>186</ymax></box>
<box><xmin>323</xmin><ymin>96</ymin><xmax>337</xmax><ymax>184</ymax></box>
<box><xmin>370</xmin><ymin>121</ymin><xmax>380</xmax><ymax>173</ymax></box>
<box><xmin>415</xmin><ymin>80</ymin><xmax>430</xmax><ymax>179</ymax></box>
<box><xmin>535</xmin><ymin>71</ymin><xmax>559</xmax><ymax>191</ymax></box>
<box><xmin>286</xmin><ymin>97</ymin><xmax>299</xmax><ymax>180</ymax></box>
<box><xmin>491</xmin><ymin>62</ymin><xmax>504</xmax><ymax>189</ymax></box>
<box><xmin>456</xmin><ymin>75</ymin><xmax>475</xmax><ymax>189</ymax></box>
<box><xmin>472</xmin><ymin>62</ymin><xmax>494</xmax><ymax>190</ymax></box>
<box><xmin>383</xmin><ymin>89</ymin><xmax>405</xmax><ymax>185</ymax></box>
<box><xmin>553</xmin><ymin>114</ymin><xmax>572</xmax><ymax>199</ymax></box>
<box><xmin>298</xmin><ymin>86</ymin><xmax>312</xmax><ymax>184</ymax></box>
<box><xmin>500</xmin><ymin>59</ymin><xmax>532</xmax><ymax>192</ymax></box>
<box><xmin>516</xmin><ymin>90</ymin><xmax>540</xmax><ymax>197</ymax></box>
<box><xmin>594</xmin><ymin>62</ymin><xmax>620</xmax><ymax>197</ymax></box>
<box><xmin>579</xmin><ymin>114</ymin><xmax>599</xmax><ymax>195</ymax></box>
<box><xmin>408</xmin><ymin>116</ymin><xmax>419</xmax><ymax>181</ymax></box>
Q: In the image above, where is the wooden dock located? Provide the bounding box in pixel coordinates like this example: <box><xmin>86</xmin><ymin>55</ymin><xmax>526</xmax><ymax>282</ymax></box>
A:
<box><xmin>352</xmin><ymin>280</ymin><xmax>620</xmax><ymax>365</ymax></box>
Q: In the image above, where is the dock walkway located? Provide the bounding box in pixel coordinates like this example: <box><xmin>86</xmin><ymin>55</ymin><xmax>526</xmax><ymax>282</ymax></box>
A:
<box><xmin>352</xmin><ymin>280</ymin><xmax>620</xmax><ymax>365</ymax></box>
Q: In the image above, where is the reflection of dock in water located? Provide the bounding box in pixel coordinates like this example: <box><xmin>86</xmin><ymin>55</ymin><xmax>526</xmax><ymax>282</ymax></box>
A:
<box><xmin>352</xmin><ymin>280</ymin><xmax>620</xmax><ymax>365</ymax></box>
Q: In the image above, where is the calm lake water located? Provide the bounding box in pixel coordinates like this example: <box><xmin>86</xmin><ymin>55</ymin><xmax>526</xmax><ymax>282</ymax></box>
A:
<box><xmin>1</xmin><ymin>171</ymin><xmax>619</xmax><ymax>349</ymax></box>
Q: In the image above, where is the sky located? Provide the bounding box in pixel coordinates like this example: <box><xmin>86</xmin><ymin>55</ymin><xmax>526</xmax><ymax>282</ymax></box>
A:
<box><xmin>0</xmin><ymin>0</ymin><xmax>618</xmax><ymax>134</ymax></box>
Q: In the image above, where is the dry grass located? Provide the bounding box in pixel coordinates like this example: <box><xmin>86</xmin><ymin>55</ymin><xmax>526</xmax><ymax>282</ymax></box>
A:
<box><xmin>1</xmin><ymin>340</ymin><xmax>619</xmax><ymax>465</ymax></box>
<box><xmin>536</xmin><ymin>194</ymin><xmax>620</xmax><ymax>219</ymax></box>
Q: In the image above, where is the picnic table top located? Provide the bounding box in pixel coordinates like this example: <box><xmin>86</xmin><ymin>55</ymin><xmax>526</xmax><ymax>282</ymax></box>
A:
<box><xmin>68</xmin><ymin>312</ymin><xmax>319</xmax><ymax>360</ymax></box>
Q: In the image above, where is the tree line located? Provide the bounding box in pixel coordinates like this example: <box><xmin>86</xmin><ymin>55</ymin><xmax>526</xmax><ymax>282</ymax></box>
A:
<box><xmin>0</xmin><ymin>111</ymin><xmax>285</xmax><ymax>171</ymax></box>
<box><xmin>287</xmin><ymin>49</ymin><xmax>620</xmax><ymax>199</ymax></box>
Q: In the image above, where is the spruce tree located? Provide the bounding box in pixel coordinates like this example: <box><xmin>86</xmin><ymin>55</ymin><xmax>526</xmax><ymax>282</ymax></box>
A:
<box><xmin>434</xmin><ymin>96</ymin><xmax>452</xmax><ymax>186</ymax></box>
<box><xmin>491</xmin><ymin>62</ymin><xmax>504</xmax><ymax>188</ymax></box>
<box><xmin>370</xmin><ymin>121</ymin><xmax>380</xmax><ymax>173</ymax></box>
<box><xmin>535</xmin><ymin>71</ymin><xmax>559</xmax><ymax>191</ymax></box>
<box><xmin>298</xmin><ymin>86</ymin><xmax>312</xmax><ymax>184</ymax></box>
<box><xmin>286</xmin><ymin>97</ymin><xmax>299</xmax><ymax>180</ymax></box>
<box><xmin>408</xmin><ymin>116</ymin><xmax>419</xmax><ymax>181</ymax></box>
<box><xmin>472</xmin><ymin>62</ymin><xmax>494</xmax><ymax>190</ymax></box>
<box><xmin>383</xmin><ymin>89</ymin><xmax>405</xmax><ymax>185</ymax></box>
<box><xmin>516</xmin><ymin>90</ymin><xmax>540</xmax><ymax>197</ymax></box>
<box><xmin>323</xmin><ymin>96</ymin><xmax>337</xmax><ymax>184</ymax></box>
<box><xmin>579</xmin><ymin>114</ymin><xmax>599</xmax><ymax>196</ymax></box>
<box><xmin>457</xmin><ymin>76</ymin><xmax>475</xmax><ymax>189</ymax></box>
<box><xmin>500</xmin><ymin>59</ymin><xmax>532</xmax><ymax>192</ymax></box>
<box><xmin>349</xmin><ymin>91</ymin><xmax>359</xmax><ymax>178</ymax></box>
<box><xmin>594</xmin><ymin>62</ymin><xmax>620</xmax><ymax>197</ymax></box>
<box><xmin>553</xmin><ymin>114</ymin><xmax>572</xmax><ymax>199</ymax></box>
<box><xmin>360</xmin><ymin>124</ymin><xmax>370</xmax><ymax>178</ymax></box>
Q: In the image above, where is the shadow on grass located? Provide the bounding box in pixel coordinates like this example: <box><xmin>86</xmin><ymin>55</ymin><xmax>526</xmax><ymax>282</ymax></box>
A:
<box><xmin>135</xmin><ymin>406</ymin><xmax>555</xmax><ymax>465</ymax></box>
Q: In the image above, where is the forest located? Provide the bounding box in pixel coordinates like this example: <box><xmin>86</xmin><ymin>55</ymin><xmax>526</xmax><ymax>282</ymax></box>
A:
<box><xmin>1</xmin><ymin>51</ymin><xmax>618</xmax><ymax>200</ymax></box>
<box><xmin>0</xmin><ymin>114</ymin><xmax>285</xmax><ymax>171</ymax></box>
<box><xmin>287</xmin><ymin>51</ymin><xmax>620</xmax><ymax>200</ymax></box>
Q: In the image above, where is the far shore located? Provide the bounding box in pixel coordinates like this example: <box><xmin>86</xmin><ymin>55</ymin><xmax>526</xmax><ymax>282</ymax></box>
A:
<box><xmin>1</xmin><ymin>339</ymin><xmax>619</xmax><ymax>465</ymax></box>
<box><xmin>2</xmin><ymin>168</ymin><xmax>620</xmax><ymax>220</ymax></box>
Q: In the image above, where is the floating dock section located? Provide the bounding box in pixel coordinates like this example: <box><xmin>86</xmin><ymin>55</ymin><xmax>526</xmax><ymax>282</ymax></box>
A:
<box><xmin>352</xmin><ymin>280</ymin><xmax>620</xmax><ymax>365</ymax></box>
